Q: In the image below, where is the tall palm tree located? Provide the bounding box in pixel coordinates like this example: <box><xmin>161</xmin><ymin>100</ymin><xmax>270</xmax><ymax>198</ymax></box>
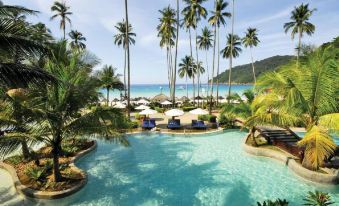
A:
<box><xmin>96</xmin><ymin>65</ymin><xmax>124</xmax><ymax>106</ymax></box>
<box><xmin>242</xmin><ymin>27</ymin><xmax>260</xmax><ymax>84</ymax></box>
<box><xmin>208</xmin><ymin>0</ymin><xmax>231</xmax><ymax>110</ymax></box>
<box><xmin>114</xmin><ymin>20</ymin><xmax>136</xmax><ymax>99</ymax></box>
<box><xmin>29</xmin><ymin>23</ymin><xmax>53</xmax><ymax>42</ymax></box>
<box><xmin>0</xmin><ymin>2</ymin><xmax>56</xmax><ymax>88</ymax></box>
<box><xmin>197</xmin><ymin>26</ymin><xmax>213</xmax><ymax>99</ymax></box>
<box><xmin>157</xmin><ymin>6</ymin><xmax>176</xmax><ymax>101</ymax></box>
<box><xmin>50</xmin><ymin>1</ymin><xmax>72</xmax><ymax>39</ymax></box>
<box><xmin>284</xmin><ymin>3</ymin><xmax>316</xmax><ymax>62</ymax></box>
<box><xmin>246</xmin><ymin>47</ymin><xmax>338</xmax><ymax>170</ymax></box>
<box><xmin>178</xmin><ymin>56</ymin><xmax>194</xmax><ymax>97</ymax></box>
<box><xmin>69</xmin><ymin>30</ymin><xmax>86</xmax><ymax>50</ymax></box>
<box><xmin>220</xmin><ymin>34</ymin><xmax>242</xmax><ymax>100</ymax></box>
<box><xmin>173</xmin><ymin>0</ymin><xmax>180</xmax><ymax>108</ymax></box>
<box><xmin>182</xmin><ymin>0</ymin><xmax>208</xmax><ymax>106</ymax></box>
<box><xmin>124</xmin><ymin>0</ymin><xmax>131</xmax><ymax>118</ymax></box>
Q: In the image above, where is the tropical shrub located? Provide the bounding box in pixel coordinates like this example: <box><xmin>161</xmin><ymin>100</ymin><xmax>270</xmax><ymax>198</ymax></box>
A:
<box><xmin>256</xmin><ymin>199</ymin><xmax>289</xmax><ymax>206</ymax></box>
<box><xmin>25</xmin><ymin>166</ymin><xmax>45</xmax><ymax>181</ymax></box>
<box><xmin>218</xmin><ymin>113</ymin><xmax>236</xmax><ymax>128</ymax></box>
<box><xmin>303</xmin><ymin>191</ymin><xmax>334</xmax><ymax>206</ymax></box>
<box><xmin>198</xmin><ymin>114</ymin><xmax>209</xmax><ymax>121</ymax></box>
<box><xmin>182</xmin><ymin>106</ymin><xmax>197</xmax><ymax>112</ymax></box>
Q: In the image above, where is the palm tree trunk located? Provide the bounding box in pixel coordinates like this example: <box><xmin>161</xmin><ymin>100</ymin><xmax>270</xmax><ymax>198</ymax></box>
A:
<box><xmin>188</xmin><ymin>28</ymin><xmax>194</xmax><ymax>105</ymax></box>
<box><xmin>124</xmin><ymin>49</ymin><xmax>127</xmax><ymax>98</ymax></box>
<box><xmin>21</xmin><ymin>140</ymin><xmax>30</xmax><ymax>160</ymax></box>
<box><xmin>186</xmin><ymin>74</ymin><xmax>188</xmax><ymax>98</ymax></box>
<box><xmin>52</xmin><ymin>134</ymin><xmax>62</xmax><ymax>182</ymax></box>
<box><xmin>206</xmin><ymin>50</ymin><xmax>210</xmax><ymax>106</ymax></box>
<box><xmin>209</xmin><ymin>24</ymin><xmax>217</xmax><ymax>114</ymax></box>
<box><xmin>106</xmin><ymin>87</ymin><xmax>110</xmax><ymax>106</ymax></box>
<box><xmin>228</xmin><ymin>0</ymin><xmax>235</xmax><ymax>103</ymax></box>
<box><xmin>167</xmin><ymin>47</ymin><xmax>171</xmax><ymax>88</ymax></box>
<box><xmin>297</xmin><ymin>30</ymin><xmax>302</xmax><ymax>63</ymax></box>
<box><xmin>250</xmin><ymin>47</ymin><xmax>256</xmax><ymax>84</ymax></box>
<box><xmin>172</xmin><ymin>0</ymin><xmax>179</xmax><ymax>108</ymax></box>
<box><xmin>195</xmin><ymin>28</ymin><xmax>200</xmax><ymax>107</ymax></box>
<box><xmin>124</xmin><ymin>0</ymin><xmax>131</xmax><ymax>119</ymax></box>
<box><xmin>216</xmin><ymin>26</ymin><xmax>220</xmax><ymax>106</ymax></box>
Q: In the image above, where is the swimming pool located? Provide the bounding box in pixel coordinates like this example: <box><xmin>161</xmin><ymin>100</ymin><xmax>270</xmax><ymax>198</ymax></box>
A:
<box><xmin>35</xmin><ymin>130</ymin><xmax>339</xmax><ymax>205</ymax></box>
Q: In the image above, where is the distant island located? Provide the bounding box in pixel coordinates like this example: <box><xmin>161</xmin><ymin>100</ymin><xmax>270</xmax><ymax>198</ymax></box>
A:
<box><xmin>212</xmin><ymin>55</ymin><xmax>294</xmax><ymax>84</ymax></box>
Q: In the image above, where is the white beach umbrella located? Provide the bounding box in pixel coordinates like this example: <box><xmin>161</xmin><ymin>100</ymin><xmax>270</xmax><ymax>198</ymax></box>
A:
<box><xmin>137</xmin><ymin>99</ymin><xmax>150</xmax><ymax>105</ymax></box>
<box><xmin>113</xmin><ymin>102</ymin><xmax>126</xmax><ymax>109</ymax></box>
<box><xmin>135</xmin><ymin>105</ymin><xmax>150</xmax><ymax>110</ymax></box>
<box><xmin>139</xmin><ymin>108</ymin><xmax>158</xmax><ymax>115</ymax></box>
<box><xmin>161</xmin><ymin>100</ymin><xmax>172</xmax><ymax>105</ymax></box>
<box><xmin>189</xmin><ymin>108</ymin><xmax>208</xmax><ymax>115</ymax></box>
<box><xmin>165</xmin><ymin>109</ymin><xmax>184</xmax><ymax>117</ymax></box>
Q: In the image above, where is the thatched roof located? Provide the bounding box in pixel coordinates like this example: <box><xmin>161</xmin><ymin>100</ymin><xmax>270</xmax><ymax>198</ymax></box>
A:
<box><xmin>151</xmin><ymin>93</ymin><xmax>169</xmax><ymax>103</ymax></box>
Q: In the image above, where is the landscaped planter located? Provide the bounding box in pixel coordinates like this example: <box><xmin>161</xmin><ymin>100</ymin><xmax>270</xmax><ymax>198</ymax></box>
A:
<box><xmin>243</xmin><ymin>141</ymin><xmax>339</xmax><ymax>185</ymax></box>
<box><xmin>0</xmin><ymin>141</ymin><xmax>97</xmax><ymax>200</ymax></box>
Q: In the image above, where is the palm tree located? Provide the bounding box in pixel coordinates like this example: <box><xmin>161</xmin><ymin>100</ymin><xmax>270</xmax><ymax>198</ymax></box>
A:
<box><xmin>246</xmin><ymin>47</ymin><xmax>338</xmax><ymax>170</ymax></box>
<box><xmin>0</xmin><ymin>2</ymin><xmax>56</xmax><ymax>88</ymax></box>
<box><xmin>220</xmin><ymin>34</ymin><xmax>242</xmax><ymax>100</ymax></box>
<box><xmin>157</xmin><ymin>6</ymin><xmax>177</xmax><ymax>101</ymax></box>
<box><xmin>69</xmin><ymin>30</ymin><xmax>86</xmax><ymax>50</ymax></box>
<box><xmin>173</xmin><ymin>0</ymin><xmax>180</xmax><ymax>108</ymax></box>
<box><xmin>284</xmin><ymin>3</ymin><xmax>316</xmax><ymax>62</ymax></box>
<box><xmin>197</xmin><ymin>26</ymin><xmax>213</xmax><ymax>99</ymax></box>
<box><xmin>242</xmin><ymin>27</ymin><xmax>260</xmax><ymax>84</ymax></box>
<box><xmin>96</xmin><ymin>65</ymin><xmax>124</xmax><ymax>106</ymax></box>
<box><xmin>114</xmin><ymin>20</ymin><xmax>136</xmax><ymax>99</ymax></box>
<box><xmin>34</xmin><ymin>41</ymin><xmax>129</xmax><ymax>182</ymax></box>
<box><xmin>178</xmin><ymin>56</ymin><xmax>194</xmax><ymax>97</ymax></box>
<box><xmin>29</xmin><ymin>23</ymin><xmax>53</xmax><ymax>42</ymax></box>
<box><xmin>182</xmin><ymin>0</ymin><xmax>208</xmax><ymax>106</ymax></box>
<box><xmin>208</xmin><ymin>0</ymin><xmax>231</xmax><ymax>110</ymax></box>
<box><xmin>50</xmin><ymin>1</ymin><xmax>72</xmax><ymax>39</ymax></box>
<box><xmin>124</xmin><ymin>0</ymin><xmax>131</xmax><ymax>118</ymax></box>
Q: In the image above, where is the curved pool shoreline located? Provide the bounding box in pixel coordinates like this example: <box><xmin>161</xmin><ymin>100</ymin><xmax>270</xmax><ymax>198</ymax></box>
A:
<box><xmin>243</xmin><ymin>138</ymin><xmax>339</xmax><ymax>185</ymax></box>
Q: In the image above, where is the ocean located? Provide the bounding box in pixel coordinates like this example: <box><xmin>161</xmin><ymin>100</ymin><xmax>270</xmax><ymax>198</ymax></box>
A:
<box><xmin>102</xmin><ymin>84</ymin><xmax>253</xmax><ymax>100</ymax></box>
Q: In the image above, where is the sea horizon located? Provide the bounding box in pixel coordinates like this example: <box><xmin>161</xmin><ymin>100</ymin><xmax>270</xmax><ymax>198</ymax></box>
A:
<box><xmin>103</xmin><ymin>84</ymin><xmax>254</xmax><ymax>100</ymax></box>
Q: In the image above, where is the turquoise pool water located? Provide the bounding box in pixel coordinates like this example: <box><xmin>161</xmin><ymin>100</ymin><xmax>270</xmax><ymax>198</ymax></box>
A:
<box><xmin>39</xmin><ymin>131</ymin><xmax>339</xmax><ymax>205</ymax></box>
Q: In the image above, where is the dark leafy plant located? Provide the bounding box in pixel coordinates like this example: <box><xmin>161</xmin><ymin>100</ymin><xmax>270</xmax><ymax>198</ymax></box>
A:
<box><xmin>257</xmin><ymin>199</ymin><xmax>289</xmax><ymax>206</ymax></box>
<box><xmin>303</xmin><ymin>191</ymin><xmax>334</xmax><ymax>206</ymax></box>
<box><xmin>25</xmin><ymin>166</ymin><xmax>45</xmax><ymax>181</ymax></box>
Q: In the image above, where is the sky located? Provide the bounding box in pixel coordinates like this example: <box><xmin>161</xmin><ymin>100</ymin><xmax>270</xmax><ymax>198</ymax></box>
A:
<box><xmin>7</xmin><ymin>0</ymin><xmax>339</xmax><ymax>84</ymax></box>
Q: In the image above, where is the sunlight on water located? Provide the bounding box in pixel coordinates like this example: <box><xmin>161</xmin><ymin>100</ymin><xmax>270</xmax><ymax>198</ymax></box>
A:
<box><xmin>33</xmin><ymin>131</ymin><xmax>339</xmax><ymax>206</ymax></box>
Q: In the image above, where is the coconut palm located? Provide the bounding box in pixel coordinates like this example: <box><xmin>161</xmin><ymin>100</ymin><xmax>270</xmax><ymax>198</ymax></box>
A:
<box><xmin>114</xmin><ymin>20</ymin><xmax>136</xmax><ymax>99</ymax></box>
<box><xmin>30</xmin><ymin>41</ymin><xmax>129</xmax><ymax>182</ymax></box>
<box><xmin>208</xmin><ymin>0</ymin><xmax>231</xmax><ymax>111</ymax></box>
<box><xmin>178</xmin><ymin>56</ymin><xmax>194</xmax><ymax>97</ymax></box>
<box><xmin>197</xmin><ymin>26</ymin><xmax>213</xmax><ymax>99</ymax></box>
<box><xmin>29</xmin><ymin>23</ymin><xmax>53</xmax><ymax>42</ymax></box>
<box><xmin>50</xmin><ymin>1</ymin><xmax>72</xmax><ymax>39</ymax></box>
<box><xmin>96</xmin><ymin>65</ymin><xmax>124</xmax><ymax>106</ymax></box>
<box><xmin>182</xmin><ymin>0</ymin><xmax>208</xmax><ymax>106</ymax></box>
<box><xmin>124</xmin><ymin>0</ymin><xmax>131</xmax><ymax>118</ymax></box>
<box><xmin>220</xmin><ymin>34</ymin><xmax>242</xmax><ymax>100</ymax></box>
<box><xmin>69</xmin><ymin>30</ymin><xmax>86</xmax><ymax>50</ymax></box>
<box><xmin>284</xmin><ymin>3</ymin><xmax>316</xmax><ymax>62</ymax></box>
<box><xmin>157</xmin><ymin>6</ymin><xmax>177</xmax><ymax>101</ymax></box>
<box><xmin>242</xmin><ymin>27</ymin><xmax>260</xmax><ymax>84</ymax></box>
<box><xmin>246</xmin><ymin>47</ymin><xmax>338</xmax><ymax>170</ymax></box>
<box><xmin>0</xmin><ymin>2</ymin><xmax>56</xmax><ymax>88</ymax></box>
<box><xmin>172</xmin><ymin>0</ymin><xmax>180</xmax><ymax>108</ymax></box>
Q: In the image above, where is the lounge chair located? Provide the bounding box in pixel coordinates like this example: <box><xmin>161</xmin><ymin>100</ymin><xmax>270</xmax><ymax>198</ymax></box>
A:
<box><xmin>192</xmin><ymin>120</ymin><xmax>207</xmax><ymax>130</ymax></box>
<box><xmin>167</xmin><ymin>119</ymin><xmax>181</xmax><ymax>130</ymax></box>
<box><xmin>149</xmin><ymin>119</ymin><xmax>156</xmax><ymax>129</ymax></box>
<box><xmin>141</xmin><ymin>120</ymin><xmax>150</xmax><ymax>129</ymax></box>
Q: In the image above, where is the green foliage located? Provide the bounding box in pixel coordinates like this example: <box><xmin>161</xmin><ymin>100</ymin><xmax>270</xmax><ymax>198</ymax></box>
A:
<box><xmin>213</xmin><ymin>55</ymin><xmax>293</xmax><ymax>84</ymax></box>
<box><xmin>256</xmin><ymin>199</ymin><xmax>289</xmax><ymax>206</ymax></box>
<box><xmin>25</xmin><ymin>166</ymin><xmax>45</xmax><ymax>181</ymax></box>
<box><xmin>198</xmin><ymin>114</ymin><xmax>216</xmax><ymax>122</ymax></box>
<box><xmin>218</xmin><ymin>113</ymin><xmax>235</xmax><ymax>128</ymax></box>
<box><xmin>155</xmin><ymin>107</ymin><xmax>165</xmax><ymax>113</ymax></box>
<box><xmin>182</xmin><ymin>106</ymin><xmax>197</xmax><ymax>112</ymax></box>
<box><xmin>129</xmin><ymin>121</ymin><xmax>139</xmax><ymax>129</ymax></box>
<box><xmin>303</xmin><ymin>191</ymin><xmax>334</xmax><ymax>206</ymax></box>
<box><xmin>5</xmin><ymin>155</ymin><xmax>23</xmax><ymax>165</ymax></box>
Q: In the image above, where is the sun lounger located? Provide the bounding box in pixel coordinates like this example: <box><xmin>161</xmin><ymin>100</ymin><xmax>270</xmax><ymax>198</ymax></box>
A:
<box><xmin>142</xmin><ymin>119</ymin><xmax>156</xmax><ymax>129</ymax></box>
<box><xmin>167</xmin><ymin>119</ymin><xmax>181</xmax><ymax>130</ymax></box>
<box><xmin>192</xmin><ymin>120</ymin><xmax>207</xmax><ymax>130</ymax></box>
